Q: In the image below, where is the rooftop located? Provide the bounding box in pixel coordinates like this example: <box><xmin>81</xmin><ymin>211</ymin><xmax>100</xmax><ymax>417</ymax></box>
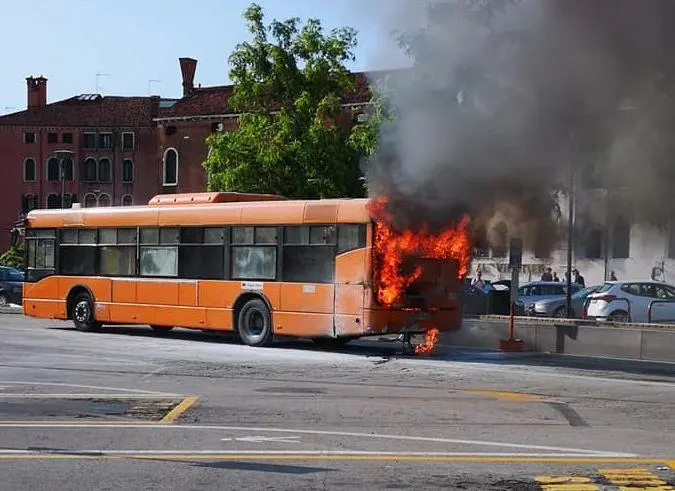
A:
<box><xmin>0</xmin><ymin>95</ymin><xmax>162</xmax><ymax>127</ymax></box>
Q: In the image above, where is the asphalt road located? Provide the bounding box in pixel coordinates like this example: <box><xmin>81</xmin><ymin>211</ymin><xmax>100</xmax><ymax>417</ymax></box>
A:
<box><xmin>1</xmin><ymin>315</ymin><xmax>674</xmax><ymax>490</ymax></box>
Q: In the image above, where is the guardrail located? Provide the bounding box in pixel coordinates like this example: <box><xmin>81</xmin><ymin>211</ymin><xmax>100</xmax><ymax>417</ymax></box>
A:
<box><xmin>647</xmin><ymin>299</ymin><xmax>675</xmax><ymax>323</ymax></box>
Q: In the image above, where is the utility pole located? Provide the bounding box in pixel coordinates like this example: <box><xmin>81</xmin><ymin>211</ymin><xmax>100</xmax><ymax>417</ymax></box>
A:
<box><xmin>566</xmin><ymin>132</ymin><xmax>575</xmax><ymax>318</ymax></box>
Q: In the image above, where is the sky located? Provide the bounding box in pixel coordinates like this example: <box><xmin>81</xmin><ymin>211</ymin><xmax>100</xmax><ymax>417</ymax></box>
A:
<box><xmin>0</xmin><ymin>0</ymin><xmax>409</xmax><ymax>115</ymax></box>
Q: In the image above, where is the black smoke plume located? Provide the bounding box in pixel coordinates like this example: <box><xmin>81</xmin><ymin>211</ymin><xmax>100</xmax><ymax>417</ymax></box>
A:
<box><xmin>366</xmin><ymin>0</ymin><xmax>675</xmax><ymax>251</ymax></box>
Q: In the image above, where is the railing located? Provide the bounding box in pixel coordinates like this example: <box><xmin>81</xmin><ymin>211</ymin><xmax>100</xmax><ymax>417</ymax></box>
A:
<box><xmin>647</xmin><ymin>299</ymin><xmax>675</xmax><ymax>324</ymax></box>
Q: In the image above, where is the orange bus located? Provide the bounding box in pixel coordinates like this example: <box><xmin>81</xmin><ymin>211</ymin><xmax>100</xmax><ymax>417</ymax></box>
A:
<box><xmin>22</xmin><ymin>193</ymin><xmax>462</xmax><ymax>347</ymax></box>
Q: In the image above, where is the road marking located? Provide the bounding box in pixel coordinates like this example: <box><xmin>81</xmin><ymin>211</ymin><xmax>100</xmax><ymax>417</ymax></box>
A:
<box><xmin>0</xmin><ymin>423</ymin><xmax>634</xmax><ymax>456</ymax></box>
<box><xmin>221</xmin><ymin>436</ymin><xmax>301</xmax><ymax>444</ymax></box>
<box><xmin>159</xmin><ymin>396</ymin><xmax>198</xmax><ymax>424</ymax></box>
<box><xmin>458</xmin><ymin>389</ymin><xmax>546</xmax><ymax>402</ymax></box>
<box><xmin>0</xmin><ymin>452</ymin><xmax>671</xmax><ymax>463</ymax></box>
<box><xmin>0</xmin><ymin>394</ymin><xmax>180</xmax><ymax>399</ymax></box>
<box><xmin>0</xmin><ymin>381</ymin><xmax>176</xmax><ymax>396</ymax></box>
<box><xmin>599</xmin><ymin>468</ymin><xmax>674</xmax><ymax>489</ymax></box>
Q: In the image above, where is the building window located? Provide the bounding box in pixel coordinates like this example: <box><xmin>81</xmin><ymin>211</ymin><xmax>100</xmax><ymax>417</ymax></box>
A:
<box><xmin>584</xmin><ymin>228</ymin><xmax>603</xmax><ymax>259</ymax></box>
<box><xmin>491</xmin><ymin>223</ymin><xmax>508</xmax><ymax>258</ymax></box>
<box><xmin>62</xmin><ymin>133</ymin><xmax>73</xmax><ymax>144</ymax></box>
<box><xmin>24</xmin><ymin>158</ymin><xmax>36</xmax><ymax>182</ymax></box>
<box><xmin>163</xmin><ymin>148</ymin><xmax>178</xmax><ymax>186</ymax></box>
<box><xmin>22</xmin><ymin>194</ymin><xmax>38</xmax><ymax>214</ymax></box>
<box><xmin>84</xmin><ymin>193</ymin><xmax>97</xmax><ymax>208</ymax></box>
<box><xmin>47</xmin><ymin>133</ymin><xmax>58</xmax><ymax>144</ymax></box>
<box><xmin>47</xmin><ymin>158</ymin><xmax>60</xmax><ymax>182</ymax></box>
<box><xmin>98</xmin><ymin>158</ymin><xmax>112</xmax><ymax>182</ymax></box>
<box><xmin>83</xmin><ymin>133</ymin><xmax>96</xmax><ymax>149</ymax></box>
<box><xmin>23</xmin><ymin>132</ymin><xmax>36</xmax><ymax>144</ymax></box>
<box><xmin>122</xmin><ymin>159</ymin><xmax>133</xmax><ymax>183</ymax></box>
<box><xmin>83</xmin><ymin>158</ymin><xmax>97</xmax><ymax>181</ymax></box>
<box><xmin>121</xmin><ymin>195</ymin><xmax>133</xmax><ymax>206</ymax></box>
<box><xmin>98</xmin><ymin>133</ymin><xmax>113</xmax><ymax>150</ymax></box>
<box><xmin>98</xmin><ymin>193</ymin><xmax>111</xmax><ymax>207</ymax></box>
<box><xmin>122</xmin><ymin>132</ymin><xmax>135</xmax><ymax>150</ymax></box>
<box><xmin>62</xmin><ymin>158</ymin><xmax>74</xmax><ymax>181</ymax></box>
<box><xmin>612</xmin><ymin>216</ymin><xmax>630</xmax><ymax>259</ymax></box>
<box><xmin>47</xmin><ymin>193</ymin><xmax>61</xmax><ymax>209</ymax></box>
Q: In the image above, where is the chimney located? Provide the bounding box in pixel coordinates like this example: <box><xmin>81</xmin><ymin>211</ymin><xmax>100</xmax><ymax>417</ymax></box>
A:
<box><xmin>26</xmin><ymin>76</ymin><xmax>47</xmax><ymax>108</ymax></box>
<box><xmin>179</xmin><ymin>58</ymin><xmax>197</xmax><ymax>97</ymax></box>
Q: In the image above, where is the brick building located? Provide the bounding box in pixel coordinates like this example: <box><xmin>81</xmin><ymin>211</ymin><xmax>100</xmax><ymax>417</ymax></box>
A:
<box><xmin>154</xmin><ymin>58</ymin><xmax>373</xmax><ymax>194</ymax></box>
<box><xmin>0</xmin><ymin>58</ymin><xmax>374</xmax><ymax>251</ymax></box>
<box><xmin>0</xmin><ymin>77</ymin><xmax>163</xmax><ymax>250</ymax></box>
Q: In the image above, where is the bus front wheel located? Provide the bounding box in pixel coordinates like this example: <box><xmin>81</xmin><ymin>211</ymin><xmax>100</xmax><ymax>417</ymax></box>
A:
<box><xmin>72</xmin><ymin>292</ymin><xmax>101</xmax><ymax>332</ymax></box>
<box><xmin>237</xmin><ymin>298</ymin><xmax>273</xmax><ymax>347</ymax></box>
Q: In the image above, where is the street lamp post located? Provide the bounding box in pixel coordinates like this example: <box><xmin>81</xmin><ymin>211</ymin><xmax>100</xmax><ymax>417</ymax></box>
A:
<box><xmin>565</xmin><ymin>133</ymin><xmax>576</xmax><ymax>318</ymax></box>
<box><xmin>54</xmin><ymin>150</ymin><xmax>74</xmax><ymax>209</ymax></box>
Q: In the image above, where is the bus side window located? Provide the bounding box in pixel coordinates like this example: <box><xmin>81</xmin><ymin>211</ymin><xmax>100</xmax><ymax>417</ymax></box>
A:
<box><xmin>338</xmin><ymin>224</ymin><xmax>366</xmax><ymax>254</ymax></box>
<box><xmin>59</xmin><ymin>229</ymin><xmax>96</xmax><ymax>276</ymax></box>
<box><xmin>26</xmin><ymin>229</ymin><xmax>56</xmax><ymax>281</ymax></box>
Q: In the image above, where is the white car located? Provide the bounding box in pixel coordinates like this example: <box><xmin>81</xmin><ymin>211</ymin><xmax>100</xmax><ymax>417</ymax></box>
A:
<box><xmin>585</xmin><ymin>281</ymin><xmax>675</xmax><ymax>323</ymax></box>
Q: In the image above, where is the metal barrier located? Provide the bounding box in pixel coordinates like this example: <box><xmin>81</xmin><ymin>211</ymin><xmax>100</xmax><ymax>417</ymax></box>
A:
<box><xmin>647</xmin><ymin>299</ymin><xmax>675</xmax><ymax>323</ymax></box>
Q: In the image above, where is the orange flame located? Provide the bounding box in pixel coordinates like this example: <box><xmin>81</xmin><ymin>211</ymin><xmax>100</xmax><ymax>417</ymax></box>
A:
<box><xmin>368</xmin><ymin>197</ymin><xmax>472</xmax><ymax>306</ymax></box>
<box><xmin>415</xmin><ymin>328</ymin><xmax>440</xmax><ymax>355</ymax></box>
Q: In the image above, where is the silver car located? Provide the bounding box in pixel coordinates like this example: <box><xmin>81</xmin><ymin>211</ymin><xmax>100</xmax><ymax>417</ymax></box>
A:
<box><xmin>529</xmin><ymin>285</ymin><xmax>602</xmax><ymax>318</ymax></box>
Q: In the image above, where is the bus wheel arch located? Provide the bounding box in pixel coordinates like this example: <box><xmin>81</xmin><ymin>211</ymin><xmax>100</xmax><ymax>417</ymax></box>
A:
<box><xmin>233</xmin><ymin>292</ymin><xmax>274</xmax><ymax>347</ymax></box>
<box><xmin>67</xmin><ymin>286</ymin><xmax>101</xmax><ymax>332</ymax></box>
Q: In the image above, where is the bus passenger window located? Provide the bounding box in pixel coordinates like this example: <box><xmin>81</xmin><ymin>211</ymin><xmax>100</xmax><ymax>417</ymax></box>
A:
<box><xmin>231</xmin><ymin>247</ymin><xmax>276</xmax><ymax>280</ymax></box>
<box><xmin>284</xmin><ymin>226</ymin><xmax>309</xmax><ymax>245</ymax></box>
<box><xmin>310</xmin><ymin>225</ymin><xmax>336</xmax><ymax>245</ymax></box>
<box><xmin>338</xmin><ymin>224</ymin><xmax>366</xmax><ymax>254</ymax></box>
<box><xmin>232</xmin><ymin>227</ymin><xmax>254</xmax><ymax>245</ymax></box>
<box><xmin>140</xmin><ymin>247</ymin><xmax>178</xmax><ymax>277</ymax></box>
<box><xmin>254</xmin><ymin>227</ymin><xmax>277</xmax><ymax>244</ymax></box>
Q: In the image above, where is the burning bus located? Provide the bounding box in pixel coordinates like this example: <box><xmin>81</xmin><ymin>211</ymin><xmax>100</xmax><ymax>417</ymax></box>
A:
<box><xmin>22</xmin><ymin>193</ymin><xmax>470</xmax><ymax>353</ymax></box>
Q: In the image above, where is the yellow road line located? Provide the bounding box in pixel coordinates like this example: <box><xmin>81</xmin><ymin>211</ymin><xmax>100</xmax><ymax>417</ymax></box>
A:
<box><xmin>0</xmin><ymin>454</ymin><xmax>672</xmax><ymax>463</ymax></box>
<box><xmin>457</xmin><ymin>389</ymin><xmax>547</xmax><ymax>402</ymax></box>
<box><xmin>159</xmin><ymin>396</ymin><xmax>198</xmax><ymax>424</ymax></box>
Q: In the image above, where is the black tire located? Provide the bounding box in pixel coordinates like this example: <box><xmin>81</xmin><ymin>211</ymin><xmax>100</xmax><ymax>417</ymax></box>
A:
<box><xmin>237</xmin><ymin>298</ymin><xmax>273</xmax><ymax>347</ymax></box>
<box><xmin>71</xmin><ymin>292</ymin><xmax>101</xmax><ymax>332</ymax></box>
<box><xmin>151</xmin><ymin>325</ymin><xmax>174</xmax><ymax>335</ymax></box>
<box><xmin>608</xmin><ymin>310</ymin><xmax>630</xmax><ymax>323</ymax></box>
<box><xmin>552</xmin><ymin>306</ymin><xmax>567</xmax><ymax>318</ymax></box>
<box><xmin>0</xmin><ymin>292</ymin><xmax>8</xmax><ymax>307</ymax></box>
<box><xmin>312</xmin><ymin>337</ymin><xmax>354</xmax><ymax>349</ymax></box>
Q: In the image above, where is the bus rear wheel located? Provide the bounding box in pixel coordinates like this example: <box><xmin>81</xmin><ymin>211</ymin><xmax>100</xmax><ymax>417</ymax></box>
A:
<box><xmin>71</xmin><ymin>292</ymin><xmax>101</xmax><ymax>332</ymax></box>
<box><xmin>150</xmin><ymin>325</ymin><xmax>174</xmax><ymax>335</ymax></box>
<box><xmin>237</xmin><ymin>298</ymin><xmax>273</xmax><ymax>347</ymax></box>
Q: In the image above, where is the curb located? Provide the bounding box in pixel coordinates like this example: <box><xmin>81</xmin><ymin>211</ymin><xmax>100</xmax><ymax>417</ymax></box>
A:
<box><xmin>0</xmin><ymin>307</ymin><xmax>22</xmax><ymax>315</ymax></box>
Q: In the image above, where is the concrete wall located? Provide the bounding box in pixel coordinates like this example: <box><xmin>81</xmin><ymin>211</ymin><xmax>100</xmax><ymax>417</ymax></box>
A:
<box><xmin>443</xmin><ymin>318</ymin><xmax>675</xmax><ymax>363</ymax></box>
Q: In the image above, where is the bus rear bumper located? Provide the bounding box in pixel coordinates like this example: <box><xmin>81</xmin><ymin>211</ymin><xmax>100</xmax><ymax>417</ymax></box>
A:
<box><xmin>363</xmin><ymin>308</ymin><xmax>461</xmax><ymax>336</ymax></box>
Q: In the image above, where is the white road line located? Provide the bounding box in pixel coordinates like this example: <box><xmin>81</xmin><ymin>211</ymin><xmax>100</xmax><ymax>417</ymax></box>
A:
<box><xmin>0</xmin><ymin>394</ymin><xmax>177</xmax><ymax>399</ymax></box>
<box><xmin>0</xmin><ymin>381</ymin><xmax>177</xmax><ymax>396</ymax></box>
<box><xmin>0</xmin><ymin>423</ymin><xmax>631</xmax><ymax>456</ymax></box>
<box><xmin>0</xmin><ymin>450</ymin><xmax>636</xmax><ymax>458</ymax></box>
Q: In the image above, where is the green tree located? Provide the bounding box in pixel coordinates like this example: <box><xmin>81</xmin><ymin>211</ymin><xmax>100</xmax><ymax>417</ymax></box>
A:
<box><xmin>204</xmin><ymin>3</ymin><xmax>375</xmax><ymax>198</ymax></box>
<box><xmin>0</xmin><ymin>244</ymin><xmax>24</xmax><ymax>269</ymax></box>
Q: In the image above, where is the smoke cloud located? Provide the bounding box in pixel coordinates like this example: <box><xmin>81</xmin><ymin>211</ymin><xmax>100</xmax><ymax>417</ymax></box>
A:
<box><xmin>366</xmin><ymin>0</ymin><xmax>675</xmax><ymax>251</ymax></box>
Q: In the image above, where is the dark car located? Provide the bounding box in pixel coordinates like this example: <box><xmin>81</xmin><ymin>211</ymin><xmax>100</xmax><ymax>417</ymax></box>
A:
<box><xmin>0</xmin><ymin>266</ymin><xmax>24</xmax><ymax>306</ymax></box>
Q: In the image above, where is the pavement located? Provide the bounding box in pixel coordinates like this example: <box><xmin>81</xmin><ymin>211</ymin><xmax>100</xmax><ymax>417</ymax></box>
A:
<box><xmin>0</xmin><ymin>315</ymin><xmax>674</xmax><ymax>490</ymax></box>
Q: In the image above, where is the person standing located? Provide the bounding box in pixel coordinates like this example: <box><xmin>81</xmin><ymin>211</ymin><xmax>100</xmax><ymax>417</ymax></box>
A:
<box><xmin>610</xmin><ymin>271</ymin><xmax>618</xmax><ymax>281</ymax></box>
<box><xmin>572</xmin><ymin>268</ymin><xmax>585</xmax><ymax>287</ymax></box>
<box><xmin>541</xmin><ymin>268</ymin><xmax>553</xmax><ymax>282</ymax></box>
<box><xmin>552</xmin><ymin>272</ymin><xmax>560</xmax><ymax>282</ymax></box>
<box><xmin>471</xmin><ymin>271</ymin><xmax>486</xmax><ymax>290</ymax></box>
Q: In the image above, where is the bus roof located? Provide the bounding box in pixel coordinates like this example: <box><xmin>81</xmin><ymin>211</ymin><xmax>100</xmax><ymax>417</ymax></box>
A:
<box><xmin>26</xmin><ymin>195</ymin><xmax>372</xmax><ymax>229</ymax></box>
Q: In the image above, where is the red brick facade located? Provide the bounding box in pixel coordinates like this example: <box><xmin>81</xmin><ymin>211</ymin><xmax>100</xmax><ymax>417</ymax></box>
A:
<box><xmin>0</xmin><ymin>60</ymin><xmax>374</xmax><ymax>251</ymax></box>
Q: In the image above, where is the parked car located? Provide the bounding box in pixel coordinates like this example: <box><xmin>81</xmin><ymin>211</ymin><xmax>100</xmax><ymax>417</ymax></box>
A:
<box><xmin>516</xmin><ymin>281</ymin><xmax>582</xmax><ymax>312</ymax></box>
<box><xmin>0</xmin><ymin>266</ymin><xmax>24</xmax><ymax>306</ymax></box>
<box><xmin>529</xmin><ymin>285</ymin><xmax>602</xmax><ymax>318</ymax></box>
<box><xmin>585</xmin><ymin>281</ymin><xmax>675</xmax><ymax>323</ymax></box>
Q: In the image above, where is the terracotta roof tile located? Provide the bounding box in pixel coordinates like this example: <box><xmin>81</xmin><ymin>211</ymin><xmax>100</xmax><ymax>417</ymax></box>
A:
<box><xmin>158</xmin><ymin>71</ymin><xmax>377</xmax><ymax>120</ymax></box>
<box><xmin>0</xmin><ymin>96</ymin><xmax>160</xmax><ymax>127</ymax></box>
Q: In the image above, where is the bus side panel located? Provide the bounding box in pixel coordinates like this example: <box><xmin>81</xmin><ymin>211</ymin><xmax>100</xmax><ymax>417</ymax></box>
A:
<box><xmin>109</xmin><ymin>303</ymin><xmax>155</xmax><ymax>325</ymax></box>
<box><xmin>334</xmin><ymin>249</ymin><xmax>367</xmax><ymax>337</ymax></box>
<box><xmin>279</xmin><ymin>284</ymin><xmax>334</xmax><ymax>313</ymax></box>
<box><xmin>155</xmin><ymin>305</ymin><xmax>206</xmax><ymax>329</ymax></box>
<box><xmin>136</xmin><ymin>281</ymin><xmax>179</xmax><ymax>306</ymax></box>
<box><xmin>23</xmin><ymin>276</ymin><xmax>62</xmax><ymax>320</ymax></box>
<box><xmin>274</xmin><ymin>312</ymin><xmax>333</xmax><ymax>337</ymax></box>
<box><xmin>362</xmin><ymin>308</ymin><xmax>462</xmax><ymax>335</ymax></box>
<box><xmin>205</xmin><ymin>308</ymin><xmax>233</xmax><ymax>331</ymax></box>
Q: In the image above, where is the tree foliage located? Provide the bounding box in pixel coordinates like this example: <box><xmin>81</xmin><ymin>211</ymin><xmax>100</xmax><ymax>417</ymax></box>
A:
<box><xmin>204</xmin><ymin>3</ymin><xmax>375</xmax><ymax>198</ymax></box>
<box><xmin>0</xmin><ymin>245</ymin><xmax>24</xmax><ymax>269</ymax></box>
